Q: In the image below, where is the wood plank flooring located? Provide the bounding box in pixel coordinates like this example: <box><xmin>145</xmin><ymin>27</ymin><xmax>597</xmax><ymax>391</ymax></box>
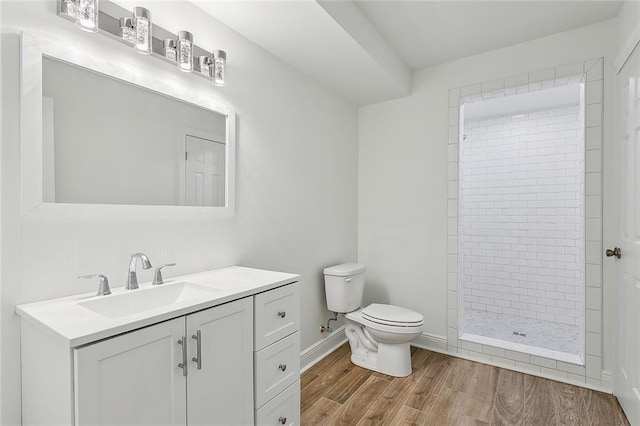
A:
<box><xmin>301</xmin><ymin>343</ymin><xmax>630</xmax><ymax>425</ymax></box>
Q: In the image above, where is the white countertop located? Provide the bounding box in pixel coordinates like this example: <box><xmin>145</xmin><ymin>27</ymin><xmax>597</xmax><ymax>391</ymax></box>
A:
<box><xmin>16</xmin><ymin>266</ymin><xmax>299</xmax><ymax>348</ymax></box>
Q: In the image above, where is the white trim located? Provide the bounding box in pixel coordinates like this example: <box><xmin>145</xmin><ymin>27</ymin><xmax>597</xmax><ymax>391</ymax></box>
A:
<box><xmin>602</xmin><ymin>369</ymin><xmax>614</xmax><ymax>391</ymax></box>
<box><xmin>299</xmin><ymin>326</ymin><xmax>347</xmax><ymax>373</ymax></box>
<box><xmin>615</xmin><ymin>24</ymin><xmax>640</xmax><ymax>74</ymax></box>
<box><xmin>410</xmin><ymin>332</ymin><xmax>448</xmax><ymax>354</ymax></box>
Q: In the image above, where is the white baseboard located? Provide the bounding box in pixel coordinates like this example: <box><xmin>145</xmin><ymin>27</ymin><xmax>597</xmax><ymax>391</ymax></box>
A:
<box><xmin>411</xmin><ymin>332</ymin><xmax>448</xmax><ymax>353</ymax></box>
<box><xmin>602</xmin><ymin>370</ymin><xmax>614</xmax><ymax>391</ymax></box>
<box><xmin>300</xmin><ymin>326</ymin><xmax>347</xmax><ymax>373</ymax></box>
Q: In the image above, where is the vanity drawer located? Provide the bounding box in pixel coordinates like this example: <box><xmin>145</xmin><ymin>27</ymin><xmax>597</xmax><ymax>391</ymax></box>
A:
<box><xmin>255</xmin><ymin>381</ymin><xmax>300</xmax><ymax>426</ymax></box>
<box><xmin>254</xmin><ymin>332</ymin><xmax>300</xmax><ymax>408</ymax></box>
<box><xmin>255</xmin><ymin>283</ymin><xmax>299</xmax><ymax>350</ymax></box>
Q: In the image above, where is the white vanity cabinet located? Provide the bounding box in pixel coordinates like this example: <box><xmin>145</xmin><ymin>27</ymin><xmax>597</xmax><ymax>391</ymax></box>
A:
<box><xmin>17</xmin><ymin>266</ymin><xmax>300</xmax><ymax>426</ymax></box>
<box><xmin>254</xmin><ymin>283</ymin><xmax>301</xmax><ymax>425</ymax></box>
<box><xmin>76</xmin><ymin>296</ymin><xmax>253</xmax><ymax>426</ymax></box>
<box><xmin>74</xmin><ymin>316</ymin><xmax>187</xmax><ymax>425</ymax></box>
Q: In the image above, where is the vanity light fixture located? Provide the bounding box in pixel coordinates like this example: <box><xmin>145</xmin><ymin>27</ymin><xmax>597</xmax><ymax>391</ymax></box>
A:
<box><xmin>58</xmin><ymin>0</ymin><xmax>227</xmax><ymax>86</ymax></box>
<box><xmin>213</xmin><ymin>50</ymin><xmax>226</xmax><ymax>87</ymax></box>
<box><xmin>133</xmin><ymin>7</ymin><xmax>152</xmax><ymax>55</ymax></box>
<box><xmin>177</xmin><ymin>31</ymin><xmax>194</xmax><ymax>73</ymax></box>
<box><xmin>76</xmin><ymin>0</ymin><xmax>99</xmax><ymax>32</ymax></box>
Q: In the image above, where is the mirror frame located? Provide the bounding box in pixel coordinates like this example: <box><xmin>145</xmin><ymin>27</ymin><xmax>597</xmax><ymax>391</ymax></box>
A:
<box><xmin>20</xmin><ymin>33</ymin><xmax>236</xmax><ymax>219</ymax></box>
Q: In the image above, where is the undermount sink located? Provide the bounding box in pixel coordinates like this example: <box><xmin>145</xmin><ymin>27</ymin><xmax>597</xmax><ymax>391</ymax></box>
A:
<box><xmin>78</xmin><ymin>281</ymin><xmax>224</xmax><ymax>319</ymax></box>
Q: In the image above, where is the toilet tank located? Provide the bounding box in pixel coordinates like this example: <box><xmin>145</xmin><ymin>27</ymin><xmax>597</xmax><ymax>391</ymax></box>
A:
<box><xmin>323</xmin><ymin>263</ymin><xmax>366</xmax><ymax>313</ymax></box>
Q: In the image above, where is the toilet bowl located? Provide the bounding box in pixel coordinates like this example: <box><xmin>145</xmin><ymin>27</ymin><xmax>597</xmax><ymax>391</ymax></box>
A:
<box><xmin>324</xmin><ymin>264</ymin><xmax>424</xmax><ymax>377</ymax></box>
<box><xmin>345</xmin><ymin>304</ymin><xmax>423</xmax><ymax>377</ymax></box>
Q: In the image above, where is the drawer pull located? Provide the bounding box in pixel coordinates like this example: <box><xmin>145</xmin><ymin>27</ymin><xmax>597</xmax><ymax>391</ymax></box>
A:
<box><xmin>278</xmin><ymin>363</ymin><xmax>287</xmax><ymax>372</ymax></box>
<box><xmin>278</xmin><ymin>417</ymin><xmax>287</xmax><ymax>425</ymax></box>
<box><xmin>192</xmin><ymin>330</ymin><xmax>202</xmax><ymax>370</ymax></box>
<box><xmin>177</xmin><ymin>336</ymin><xmax>188</xmax><ymax>377</ymax></box>
<box><xmin>277</xmin><ymin>311</ymin><xmax>286</xmax><ymax>318</ymax></box>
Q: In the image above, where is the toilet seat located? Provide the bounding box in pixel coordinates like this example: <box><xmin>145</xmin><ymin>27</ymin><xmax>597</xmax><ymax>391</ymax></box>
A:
<box><xmin>346</xmin><ymin>304</ymin><xmax>424</xmax><ymax>334</ymax></box>
<box><xmin>362</xmin><ymin>303</ymin><xmax>424</xmax><ymax>327</ymax></box>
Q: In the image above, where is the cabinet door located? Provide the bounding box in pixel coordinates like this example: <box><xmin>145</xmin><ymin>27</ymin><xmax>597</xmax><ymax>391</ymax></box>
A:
<box><xmin>186</xmin><ymin>297</ymin><xmax>254</xmax><ymax>426</ymax></box>
<box><xmin>74</xmin><ymin>317</ymin><xmax>186</xmax><ymax>426</ymax></box>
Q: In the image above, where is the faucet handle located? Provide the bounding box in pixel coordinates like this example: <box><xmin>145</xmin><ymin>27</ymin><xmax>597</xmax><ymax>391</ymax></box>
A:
<box><xmin>79</xmin><ymin>274</ymin><xmax>112</xmax><ymax>296</ymax></box>
<box><xmin>152</xmin><ymin>263</ymin><xmax>176</xmax><ymax>286</ymax></box>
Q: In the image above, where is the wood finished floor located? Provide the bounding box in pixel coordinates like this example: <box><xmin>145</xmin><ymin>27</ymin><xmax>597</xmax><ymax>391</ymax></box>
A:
<box><xmin>301</xmin><ymin>343</ymin><xmax>630</xmax><ymax>425</ymax></box>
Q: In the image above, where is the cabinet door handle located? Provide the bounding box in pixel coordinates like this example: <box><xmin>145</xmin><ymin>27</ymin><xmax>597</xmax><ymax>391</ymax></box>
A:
<box><xmin>278</xmin><ymin>363</ymin><xmax>287</xmax><ymax>372</ymax></box>
<box><xmin>278</xmin><ymin>417</ymin><xmax>287</xmax><ymax>425</ymax></box>
<box><xmin>177</xmin><ymin>336</ymin><xmax>188</xmax><ymax>377</ymax></box>
<box><xmin>192</xmin><ymin>330</ymin><xmax>202</xmax><ymax>370</ymax></box>
<box><xmin>277</xmin><ymin>311</ymin><xmax>286</xmax><ymax>318</ymax></box>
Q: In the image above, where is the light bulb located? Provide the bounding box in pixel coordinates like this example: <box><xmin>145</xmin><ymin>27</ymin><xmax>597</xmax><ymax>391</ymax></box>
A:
<box><xmin>133</xmin><ymin>7</ymin><xmax>152</xmax><ymax>55</ymax></box>
<box><xmin>76</xmin><ymin>0</ymin><xmax>99</xmax><ymax>33</ymax></box>
<box><xmin>62</xmin><ymin>0</ymin><xmax>78</xmax><ymax>18</ymax></box>
<box><xmin>177</xmin><ymin>31</ymin><xmax>193</xmax><ymax>72</ymax></box>
<box><xmin>164</xmin><ymin>39</ymin><xmax>177</xmax><ymax>62</ymax></box>
<box><xmin>119</xmin><ymin>17</ymin><xmax>135</xmax><ymax>44</ymax></box>
<box><xmin>198</xmin><ymin>56</ymin><xmax>211</xmax><ymax>77</ymax></box>
<box><xmin>213</xmin><ymin>50</ymin><xmax>226</xmax><ymax>87</ymax></box>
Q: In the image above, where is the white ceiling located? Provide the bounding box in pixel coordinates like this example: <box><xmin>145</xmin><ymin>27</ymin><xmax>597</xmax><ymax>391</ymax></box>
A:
<box><xmin>192</xmin><ymin>0</ymin><xmax>623</xmax><ymax>105</ymax></box>
<box><xmin>355</xmin><ymin>1</ymin><xmax>623</xmax><ymax>71</ymax></box>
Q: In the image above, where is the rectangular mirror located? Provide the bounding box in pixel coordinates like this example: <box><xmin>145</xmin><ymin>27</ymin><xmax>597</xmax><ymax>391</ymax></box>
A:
<box><xmin>43</xmin><ymin>57</ymin><xmax>227</xmax><ymax>207</ymax></box>
<box><xmin>21</xmin><ymin>33</ymin><xmax>235</xmax><ymax>218</ymax></box>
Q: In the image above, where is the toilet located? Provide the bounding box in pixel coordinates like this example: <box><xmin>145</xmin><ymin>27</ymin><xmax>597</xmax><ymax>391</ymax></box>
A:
<box><xmin>324</xmin><ymin>263</ymin><xmax>424</xmax><ymax>377</ymax></box>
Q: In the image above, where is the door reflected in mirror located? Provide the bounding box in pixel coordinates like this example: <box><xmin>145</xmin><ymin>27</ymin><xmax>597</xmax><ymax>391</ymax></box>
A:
<box><xmin>42</xmin><ymin>56</ymin><xmax>227</xmax><ymax>207</ymax></box>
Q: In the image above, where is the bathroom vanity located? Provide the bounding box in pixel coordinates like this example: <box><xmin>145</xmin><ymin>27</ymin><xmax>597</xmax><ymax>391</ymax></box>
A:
<box><xmin>16</xmin><ymin>266</ymin><xmax>300</xmax><ymax>425</ymax></box>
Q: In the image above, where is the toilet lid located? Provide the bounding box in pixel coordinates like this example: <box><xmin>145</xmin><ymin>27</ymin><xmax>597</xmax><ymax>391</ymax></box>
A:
<box><xmin>362</xmin><ymin>304</ymin><xmax>423</xmax><ymax>326</ymax></box>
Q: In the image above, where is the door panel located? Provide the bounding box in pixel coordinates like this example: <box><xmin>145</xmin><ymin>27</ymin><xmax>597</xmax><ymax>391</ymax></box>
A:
<box><xmin>186</xmin><ymin>297</ymin><xmax>253</xmax><ymax>426</ymax></box>
<box><xmin>74</xmin><ymin>318</ymin><xmax>186</xmax><ymax>426</ymax></box>
<box><xmin>184</xmin><ymin>135</ymin><xmax>225</xmax><ymax>207</ymax></box>
<box><xmin>616</xmin><ymin>42</ymin><xmax>640</xmax><ymax>424</ymax></box>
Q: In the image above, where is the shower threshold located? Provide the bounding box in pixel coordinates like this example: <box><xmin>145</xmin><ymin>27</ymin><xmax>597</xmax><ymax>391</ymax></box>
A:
<box><xmin>459</xmin><ymin>332</ymin><xmax>584</xmax><ymax>366</ymax></box>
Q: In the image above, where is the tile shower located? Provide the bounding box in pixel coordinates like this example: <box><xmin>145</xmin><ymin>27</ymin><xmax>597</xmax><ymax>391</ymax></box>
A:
<box><xmin>458</xmin><ymin>82</ymin><xmax>585</xmax><ymax>364</ymax></box>
<box><xmin>448</xmin><ymin>60</ymin><xmax>605</xmax><ymax>385</ymax></box>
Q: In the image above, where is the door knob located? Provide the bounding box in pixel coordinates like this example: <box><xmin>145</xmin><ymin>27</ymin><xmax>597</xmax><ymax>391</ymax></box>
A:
<box><xmin>606</xmin><ymin>247</ymin><xmax>621</xmax><ymax>259</ymax></box>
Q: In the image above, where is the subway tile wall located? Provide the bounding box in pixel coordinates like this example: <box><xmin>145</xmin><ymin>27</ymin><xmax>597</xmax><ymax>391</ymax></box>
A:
<box><xmin>447</xmin><ymin>59</ymin><xmax>605</xmax><ymax>387</ymax></box>
<box><xmin>459</xmin><ymin>105</ymin><xmax>585</xmax><ymax>325</ymax></box>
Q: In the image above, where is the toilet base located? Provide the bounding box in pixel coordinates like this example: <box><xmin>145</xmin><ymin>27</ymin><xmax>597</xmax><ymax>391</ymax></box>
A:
<box><xmin>345</xmin><ymin>321</ymin><xmax>413</xmax><ymax>377</ymax></box>
<box><xmin>350</xmin><ymin>341</ymin><xmax>412</xmax><ymax>377</ymax></box>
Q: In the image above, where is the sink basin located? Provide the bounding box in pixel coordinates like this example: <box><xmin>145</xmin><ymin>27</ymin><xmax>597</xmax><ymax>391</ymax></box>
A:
<box><xmin>78</xmin><ymin>281</ymin><xmax>224</xmax><ymax>319</ymax></box>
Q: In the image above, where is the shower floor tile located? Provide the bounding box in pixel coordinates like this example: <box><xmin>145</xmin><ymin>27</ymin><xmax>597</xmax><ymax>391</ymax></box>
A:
<box><xmin>461</xmin><ymin>309</ymin><xmax>583</xmax><ymax>365</ymax></box>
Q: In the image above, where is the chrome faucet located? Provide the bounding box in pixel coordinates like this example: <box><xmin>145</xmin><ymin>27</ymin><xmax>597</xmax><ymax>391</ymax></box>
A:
<box><xmin>126</xmin><ymin>252</ymin><xmax>152</xmax><ymax>290</ymax></box>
